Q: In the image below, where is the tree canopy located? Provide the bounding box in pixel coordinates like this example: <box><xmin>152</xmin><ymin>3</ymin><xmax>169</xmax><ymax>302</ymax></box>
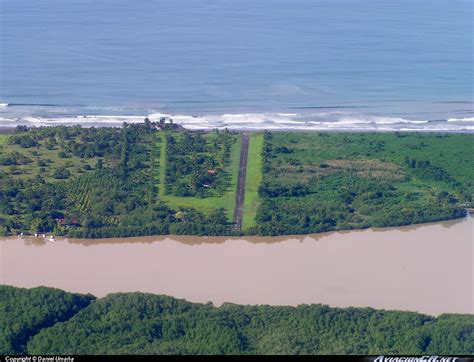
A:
<box><xmin>1</xmin><ymin>286</ymin><xmax>472</xmax><ymax>355</ymax></box>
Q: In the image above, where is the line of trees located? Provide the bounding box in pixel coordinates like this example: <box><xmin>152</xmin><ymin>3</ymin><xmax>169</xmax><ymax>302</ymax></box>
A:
<box><xmin>164</xmin><ymin>131</ymin><xmax>234</xmax><ymax>197</ymax></box>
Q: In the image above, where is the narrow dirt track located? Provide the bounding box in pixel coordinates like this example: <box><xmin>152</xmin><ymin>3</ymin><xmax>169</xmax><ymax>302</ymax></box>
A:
<box><xmin>233</xmin><ymin>133</ymin><xmax>249</xmax><ymax>230</ymax></box>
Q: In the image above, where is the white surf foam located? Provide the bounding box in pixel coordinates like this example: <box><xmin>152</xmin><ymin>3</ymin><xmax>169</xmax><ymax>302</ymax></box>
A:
<box><xmin>220</xmin><ymin>113</ymin><xmax>268</xmax><ymax>124</ymax></box>
<box><xmin>447</xmin><ymin>117</ymin><xmax>474</xmax><ymax>122</ymax></box>
<box><xmin>0</xmin><ymin>111</ymin><xmax>472</xmax><ymax>132</ymax></box>
<box><xmin>277</xmin><ymin>113</ymin><xmax>298</xmax><ymax>117</ymax></box>
<box><xmin>337</xmin><ymin>116</ymin><xmax>427</xmax><ymax>125</ymax></box>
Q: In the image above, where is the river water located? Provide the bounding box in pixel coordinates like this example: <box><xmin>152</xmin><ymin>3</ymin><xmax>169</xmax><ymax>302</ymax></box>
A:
<box><xmin>1</xmin><ymin>216</ymin><xmax>472</xmax><ymax>316</ymax></box>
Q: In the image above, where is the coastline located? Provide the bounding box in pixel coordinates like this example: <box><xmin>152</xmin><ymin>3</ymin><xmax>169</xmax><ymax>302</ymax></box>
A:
<box><xmin>1</xmin><ymin>108</ymin><xmax>473</xmax><ymax>133</ymax></box>
<box><xmin>2</xmin><ymin>124</ymin><xmax>473</xmax><ymax>134</ymax></box>
<box><xmin>6</xmin><ymin>213</ymin><xmax>471</xmax><ymax>245</ymax></box>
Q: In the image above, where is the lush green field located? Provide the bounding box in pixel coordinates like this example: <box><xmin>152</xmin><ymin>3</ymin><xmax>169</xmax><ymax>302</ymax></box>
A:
<box><xmin>242</xmin><ymin>133</ymin><xmax>263</xmax><ymax>230</ymax></box>
<box><xmin>2</xmin><ymin>285</ymin><xmax>472</xmax><ymax>355</ymax></box>
<box><xmin>156</xmin><ymin>131</ymin><xmax>241</xmax><ymax>221</ymax></box>
<box><xmin>0</xmin><ymin>129</ymin><xmax>102</xmax><ymax>182</ymax></box>
<box><xmin>256</xmin><ymin>132</ymin><xmax>473</xmax><ymax>235</ymax></box>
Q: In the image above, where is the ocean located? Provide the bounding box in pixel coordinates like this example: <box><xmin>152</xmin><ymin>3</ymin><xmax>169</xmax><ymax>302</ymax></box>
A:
<box><xmin>0</xmin><ymin>0</ymin><xmax>472</xmax><ymax>131</ymax></box>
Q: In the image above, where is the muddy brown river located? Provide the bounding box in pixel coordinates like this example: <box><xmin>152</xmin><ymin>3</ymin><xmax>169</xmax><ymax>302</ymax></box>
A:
<box><xmin>1</xmin><ymin>216</ymin><xmax>472</xmax><ymax>316</ymax></box>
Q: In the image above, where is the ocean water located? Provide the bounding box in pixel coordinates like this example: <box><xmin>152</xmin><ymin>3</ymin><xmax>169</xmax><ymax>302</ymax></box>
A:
<box><xmin>0</xmin><ymin>0</ymin><xmax>472</xmax><ymax>131</ymax></box>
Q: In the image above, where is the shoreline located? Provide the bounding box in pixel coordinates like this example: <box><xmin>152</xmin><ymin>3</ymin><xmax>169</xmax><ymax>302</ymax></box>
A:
<box><xmin>1</xmin><ymin>110</ymin><xmax>473</xmax><ymax>133</ymax></box>
<box><xmin>6</xmin><ymin>213</ymin><xmax>471</xmax><ymax>245</ymax></box>
<box><xmin>2</xmin><ymin>283</ymin><xmax>471</xmax><ymax>318</ymax></box>
<box><xmin>1</xmin><ymin>125</ymin><xmax>473</xmax><ymax>134</ymax></box>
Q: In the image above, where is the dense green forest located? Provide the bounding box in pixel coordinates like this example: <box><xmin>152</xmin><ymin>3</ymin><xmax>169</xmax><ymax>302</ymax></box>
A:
<box><xmin>1</xmin><ymin>285</ymin><xmax>472</xmax><ymax>355</ymax></box>
<box><xmin>0</xmin><ymin>125</ymin><xmax>472</xmax><ymax>237</ymax></box>
<box><xmin>0</xmin><ymin>285</ymin><xmax>94</xmax><ymax>354</ymax></box>
<box><xmin>254</xmin><ymin>132</ymin><xmax>473</xmax><ymax>235</ymax></box>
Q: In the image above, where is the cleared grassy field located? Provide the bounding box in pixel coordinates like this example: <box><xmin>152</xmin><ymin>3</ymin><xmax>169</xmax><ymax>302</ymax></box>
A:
<box><xmin>156</xmin><ymin>132</ymin><xmax>242</xmax><ymax>221</ymax></box>
<box><xmin>242</xmin><ymin>133</ymin><xmax>263</xmax><ymax>230</ymax></box>
<box><xmin>0</xmin><ymin>135</ymin><xmax>99</xmax><ymax>182</ymax></box>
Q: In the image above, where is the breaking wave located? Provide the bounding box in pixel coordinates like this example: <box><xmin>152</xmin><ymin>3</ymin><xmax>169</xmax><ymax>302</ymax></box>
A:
<box><xmin>0</xmin><ymin>109</ymin><xmax>473</xmax><ymax>132</ymax></box>
<box><xmin>447</xmin><ymin>117</ymin><xmax>474</xmax><ymax>122</ymax></box>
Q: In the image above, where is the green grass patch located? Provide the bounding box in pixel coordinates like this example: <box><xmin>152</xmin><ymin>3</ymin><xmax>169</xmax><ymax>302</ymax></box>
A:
<box><xmin>242</xmin><ymin>133</ymin><xmax>263</xmax><ymax>230</ymax></box>
<box><xmin>0</xmin><ymin>135</ymin><xmax>99</xmax><ymax>182</ymax></box>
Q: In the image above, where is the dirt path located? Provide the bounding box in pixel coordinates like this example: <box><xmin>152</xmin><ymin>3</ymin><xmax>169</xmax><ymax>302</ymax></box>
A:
<box><xmin>233</xmin><ymin>133</ymin><xmax>249</xmax><ymax>230</ymax></box>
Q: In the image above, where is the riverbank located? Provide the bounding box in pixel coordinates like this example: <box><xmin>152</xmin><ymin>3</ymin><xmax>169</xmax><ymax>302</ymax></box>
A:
<box><xmin>2</xmin><ymin>216</ymin><xmax>472</xmax><ymax>316</ymax></box>
<box><xmin>8</xmin><ymin>212</ymin><xmax>471</xmax><ymax>246</ymax></box>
